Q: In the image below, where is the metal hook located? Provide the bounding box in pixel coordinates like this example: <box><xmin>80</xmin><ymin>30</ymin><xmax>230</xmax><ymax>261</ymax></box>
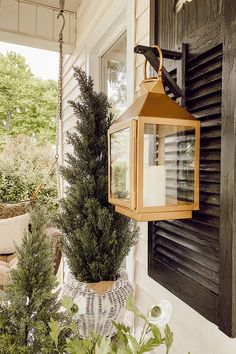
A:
<box><xmin>57</xmin><ymin>11</ymin><xmax>65</xmax><ymax>41</ymax></box>
<box><xmin>57</xmin><ymin>10</ymin><xmax>65</xmax><ymax>41</ymax></box>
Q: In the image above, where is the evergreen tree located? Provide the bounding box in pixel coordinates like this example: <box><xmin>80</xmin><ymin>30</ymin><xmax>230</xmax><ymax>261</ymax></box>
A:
<box><xmin>0</xmin><ymin>206</ymin><xmax>61</xmax><ymax>353</ymax></box>
<box><xmin>57</xmin><ymin>67</ymin><xmax>138</xmax><ymax>283</ymax></box>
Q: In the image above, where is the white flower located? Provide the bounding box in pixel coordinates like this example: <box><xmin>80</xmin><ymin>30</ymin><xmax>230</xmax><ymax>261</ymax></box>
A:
<box><xmin>147</xmin><ymin>300</ymin><xmax>172</xmax><ymax>327</ymax></box>
<box><xmin>73</xmin><ymin>295</ymin><xmax>87</xmax><ymax>315</ymax></box>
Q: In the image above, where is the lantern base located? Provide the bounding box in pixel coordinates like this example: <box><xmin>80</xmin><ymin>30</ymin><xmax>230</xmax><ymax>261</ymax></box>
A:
<box><xmin>115</xmin><ymin>206</ymin><xmax>192</xmax><ymax>222</ymax></box>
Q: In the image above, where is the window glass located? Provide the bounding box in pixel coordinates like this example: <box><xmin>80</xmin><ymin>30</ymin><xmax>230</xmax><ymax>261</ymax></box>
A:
<box><xmin>102</xmin><ymin>35</ymin><xmax>127</xmax><ymax>118</ymax></box>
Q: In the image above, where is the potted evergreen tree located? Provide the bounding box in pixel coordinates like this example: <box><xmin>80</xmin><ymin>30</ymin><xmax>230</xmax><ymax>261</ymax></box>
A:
<box><xmin>57</xmin><ymin>67</ymin><xmax>138</xmax><ymax>338</ymax></box>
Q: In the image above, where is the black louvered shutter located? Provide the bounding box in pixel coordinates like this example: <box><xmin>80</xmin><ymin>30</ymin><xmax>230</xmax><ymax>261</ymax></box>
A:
<box><xmin>148</xmin><ymin>43</ymin><xmax>222</xmax><ymax>323</ymax></box>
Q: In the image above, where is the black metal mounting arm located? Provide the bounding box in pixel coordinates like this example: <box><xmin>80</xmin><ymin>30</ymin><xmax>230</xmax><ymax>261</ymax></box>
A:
<box><xmin>134</xmin><ymin>44</ymin><xmax>187</xmax><ymax>105</ymax></box>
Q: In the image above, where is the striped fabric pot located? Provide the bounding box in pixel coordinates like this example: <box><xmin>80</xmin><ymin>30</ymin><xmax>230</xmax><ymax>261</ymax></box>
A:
<box><xmin>60</xmin><ymin>268</ymin><xmax>133</xmax><ymax>338</ymax></box>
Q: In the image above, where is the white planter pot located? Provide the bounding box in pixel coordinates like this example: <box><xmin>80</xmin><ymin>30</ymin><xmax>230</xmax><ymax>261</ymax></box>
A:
<box><xmin>60</xmin><ymin>268</ymin><xmax>133</xmax><ymax>338</ymax></box>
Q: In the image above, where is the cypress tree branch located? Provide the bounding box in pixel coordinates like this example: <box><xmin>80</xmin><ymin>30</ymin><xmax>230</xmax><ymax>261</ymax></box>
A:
<box><xmin>0</xmin><ymin>205</ymin><xmax>63</xmax><ymax>352</ymax></box>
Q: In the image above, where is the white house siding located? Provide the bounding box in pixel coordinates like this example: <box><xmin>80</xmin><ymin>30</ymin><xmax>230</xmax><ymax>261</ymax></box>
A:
<box><xmin>62</xmin><ymin>1</ymin><xmax>236</xmax><ymax>353</ymax></box>
<box><xmin>134</xmin><ymin>0</ymin><xmax>150</xmax><ymax>96</ymax></box>
<box><xmin>61</xmin><ymin>0</ymin><xmax>129</xmax><ymax>189</ymax></box>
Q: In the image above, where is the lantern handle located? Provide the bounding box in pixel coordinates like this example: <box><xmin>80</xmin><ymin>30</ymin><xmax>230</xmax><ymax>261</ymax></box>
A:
<box><xmin>143</xmin><ymin>45</ymin><xmax>163</xmax><ymax>80</ymax></box>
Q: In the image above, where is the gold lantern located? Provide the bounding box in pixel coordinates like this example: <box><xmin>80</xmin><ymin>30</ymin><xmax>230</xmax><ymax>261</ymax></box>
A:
<box><xmin>108</xmin><ymin>45</ymin><xmax>200</xmax><ymax>221</ymax></box>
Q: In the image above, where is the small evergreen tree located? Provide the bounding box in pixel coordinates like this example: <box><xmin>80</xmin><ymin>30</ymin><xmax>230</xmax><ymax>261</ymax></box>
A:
<box><xmin>57</xmin><ymin>67</ymin><xmax>138</xmax><ymax>283</ymax></box>
<box><xmin>0</xmin><ymin>206</ymin><xmax>61</xmax><ymax>353</ymax></box>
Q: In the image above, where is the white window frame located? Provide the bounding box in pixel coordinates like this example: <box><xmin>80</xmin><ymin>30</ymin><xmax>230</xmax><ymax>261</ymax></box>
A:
<box><xmin>86</xmin><ymin>0</ymin><xmax>135</xmax><ymax>106</ymax></box>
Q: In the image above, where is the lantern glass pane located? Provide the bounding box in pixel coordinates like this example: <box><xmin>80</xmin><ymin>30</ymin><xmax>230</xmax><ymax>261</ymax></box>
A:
<box><xmin>110</xmin><ymin>127</ymin><xmax>130</xmax><ymax>201</ymax></box>
<box><xmin>143</xmin><ymin>123</ymin><xmax>196</xmax><ymax>207</ymax></box>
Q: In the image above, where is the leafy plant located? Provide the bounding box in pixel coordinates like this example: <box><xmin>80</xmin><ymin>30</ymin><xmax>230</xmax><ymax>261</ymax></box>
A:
<box><xmin>0</xmin><ymin>52</ymin><xmax>57</xmax><ymax>144</ymax></box>
<box><xmin>49</xmin><ymin>296</ymin><xmax>174</xmax><ymax>354</ymax></box>
<box><xmin>57</xmin><ymin>67</ymin><xmax>138</xmax><ymax>282</ymax></box>
<box><xmin>0</xmin><ymin>135</ymin><xmax>58</xmax><ymax>210</ymax></box>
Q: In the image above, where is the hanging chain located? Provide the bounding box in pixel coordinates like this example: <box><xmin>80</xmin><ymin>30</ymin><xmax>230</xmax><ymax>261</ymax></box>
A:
<box><xmin>29</xmin><ymin>4</ymin><xmax>65</xmax><ymax>204</ymax></box>
<box><xmin>55</xmin><ymin>6</ymin><xmax>65</xmax><ymax>199</ymax></box>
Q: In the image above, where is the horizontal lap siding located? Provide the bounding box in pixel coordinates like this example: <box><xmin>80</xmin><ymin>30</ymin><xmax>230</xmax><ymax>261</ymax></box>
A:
<box><xmin>134</xmin><ymin>0</ymin><xmax>150</xmax><ymax>96</ymax></box>
<box><xmin>151</xmin><ymin>44</ymin><xmax>223</xmax><ymax>294</ymax></box>
<box><xmin>61</xmin><ymin>46</ymin><xmax>85</xmax><ymax>194</ymax></box>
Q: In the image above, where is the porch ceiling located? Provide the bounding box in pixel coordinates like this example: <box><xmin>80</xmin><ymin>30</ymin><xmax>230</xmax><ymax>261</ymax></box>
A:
<box><xmin>26</xmin><ymin>0</ymin><xmax>82</xmax><ymax>12</ymax></box>
<box><xmin>0</xmin><ymin>0</ymin><xmax>80</xmax><ymax>53</ymax></box>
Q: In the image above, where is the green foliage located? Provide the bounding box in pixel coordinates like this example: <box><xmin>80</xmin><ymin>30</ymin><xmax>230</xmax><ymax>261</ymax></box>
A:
<box><xmin>0</xmin><ymin>52</ymin><xmax>57</xmax><ymax>144</ymax></box>
<box><xmin>0</xmin><ymin>135</ymin><xmax>58</xmax><ymax>210</ymax></box>
<box><xmin>49</xmin><ymin>296</ymin><xmax>174</xmax><ymax>354</ymax></box>
<box><xmin>164</xmin><ymin>325</ymin><xmax>173</xmax><ymax>354</ymax></box>
<box><xmin>0</xmin><ymin>206</ymin><xmax>62</xmax><ymax>352</ymax></box>
<box><xmin>57</xmin><ymin>67</ymin><xmax>138</xmax><ymax>282</ymax></box>
<box><xmin>112</xmin><ymin>162</ymin><xmax>128</xmax><ymax>199</ymax></box>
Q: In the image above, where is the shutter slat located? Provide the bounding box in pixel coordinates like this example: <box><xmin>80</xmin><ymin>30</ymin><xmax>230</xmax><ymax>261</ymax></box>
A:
<box><xmin>187</xmin><ymin>72</ymin><xmax>222</xmax><ymax>92</ymax></box>
<box><xmin>187</xmin><ymin>55</ymin><xmax>222</xmax><ymax>75</ymax></box>
<box><xmin>187</xmin><ymin>93</ymin><xmax>221</xmax><ymax>111</ymax></box>
<box><xmin>193</xmin><ymin>106</ymin><xmax>221</xmax><ymax>119</ymax></box>
<box><xmin>165</xmin><ymin>138</ymin><xmax>220</xmax><ymax>152</ymax></box>
<box><xmin>154</xmin><ymin>251</ymin><xmax>219</xmax><ymax>293</ymax></box>
<box><xmin>186</xmin><ymin>81</ymin><xmax>222</xmax><ymax>101</ymax></box>
<box><xmin>155</xmin><ymin>246</ymin><xmax>219</xmax><ymax>284</ymax></box>
<box><xmin>157</xmin><ymin>221</ymin><xmax>219</xmax><ymax>253</ymax></box>
<box><xmin>153</xmin><ymin>235</ymin><xmax>219</xmax><ymax>270</ymax></box>
<box><xmin>186</xmin><ymin>60</ymin><xmax>222</xmax><ymax>83</ymax></box>
<box><xmin>199</xmin><ymin>172</ymin><xmax>220</xmax><ymax>182</ymax></box>
<box><xmin>166</xmin><ymin>219</ymin><xmax>219</xmax><ymax>239</ymax></box>
<box><xmin>200</xmin><ymin>138</ymin><xmax>221</xmax><ymax>150</ymax></box>
<box><xmin>187</xmin><ymin>43</ymin><xmax>223</xmax><ymax>66</ymax></box>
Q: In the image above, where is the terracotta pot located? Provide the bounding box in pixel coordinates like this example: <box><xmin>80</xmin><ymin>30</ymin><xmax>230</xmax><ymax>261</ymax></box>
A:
<box><xmin>60</xmin><ymin>268</ymin><xmax>133</xmax><ymax>338</ymax></box>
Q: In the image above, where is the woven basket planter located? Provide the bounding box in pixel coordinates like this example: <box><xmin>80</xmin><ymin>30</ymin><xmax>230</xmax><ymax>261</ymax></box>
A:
<box><xmin>60</xmin><ymin>268</ymin><xmax>133</xmax><ymax>338</ymax></box>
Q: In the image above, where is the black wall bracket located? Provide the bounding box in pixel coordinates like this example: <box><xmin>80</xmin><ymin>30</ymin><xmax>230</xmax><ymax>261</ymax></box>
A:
<box><xmin>134</xmin><ymin>43</ymin><xmax>188</xmax><ymax>106</ymax></box>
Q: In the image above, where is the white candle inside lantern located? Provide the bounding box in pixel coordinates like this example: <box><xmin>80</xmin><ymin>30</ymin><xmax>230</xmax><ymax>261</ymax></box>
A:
<box><xmin>144</xmin><ymin>165</ymin><xmax>166</xmax><ymax>206</ymax></box>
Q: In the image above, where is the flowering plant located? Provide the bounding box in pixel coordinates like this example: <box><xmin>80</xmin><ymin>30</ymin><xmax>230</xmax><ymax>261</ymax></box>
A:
<box><xmin>49</xmin><ymin>296</ymin><xmax>173</xmax><ymax>354</ymax></box>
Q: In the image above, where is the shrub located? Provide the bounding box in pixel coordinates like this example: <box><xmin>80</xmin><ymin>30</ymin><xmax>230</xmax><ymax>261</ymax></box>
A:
<box><xmin>0</xmin><ymin>135</ymin><xmax>58</xmax><ymax>210</ymax></box>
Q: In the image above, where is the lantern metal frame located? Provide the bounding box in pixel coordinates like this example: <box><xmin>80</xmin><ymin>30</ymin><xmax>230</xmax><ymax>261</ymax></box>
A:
<box><xmin>111</xmin><ymin>118</ymin><xmax>200</xmax><ymax>222</ymax></box>
<box><xmin>108</xmin><ymin>45</ymin><xmax>200</xmax><ymax>221</ymax></box>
